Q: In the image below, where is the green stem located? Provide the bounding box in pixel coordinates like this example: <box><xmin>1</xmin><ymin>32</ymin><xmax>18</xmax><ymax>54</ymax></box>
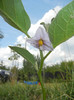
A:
<box><xmin>25</xmin><ymin>32</ymin><xmax>30</xmax><ymax>38</ymax></box>
<box><xmin>38</xmin><ymin>50</ymin><xmax>46</xmax><ymax>100</ymax></box>
<box><xmin>44</xmin><ymin>51</ymin><xmax>51</xmax><ymax>60</ymax></box>
<box><xmin>27</xmin><ymin>34</ymin><xmax>30</xmax><ymax>38</ymax></box>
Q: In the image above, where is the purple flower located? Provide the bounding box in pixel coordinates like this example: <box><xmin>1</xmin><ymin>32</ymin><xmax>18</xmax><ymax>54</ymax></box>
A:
<box><xmin>27</xmin><ymin>27</ymin><xmax>53</xmax><ymax>51</ymax></box>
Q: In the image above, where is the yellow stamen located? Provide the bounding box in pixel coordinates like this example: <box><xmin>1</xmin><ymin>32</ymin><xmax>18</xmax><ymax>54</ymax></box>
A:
<box><xmin>38</xmin><ymin>39</ymin><xmax>43</xmax><ymax>46</ymax></box>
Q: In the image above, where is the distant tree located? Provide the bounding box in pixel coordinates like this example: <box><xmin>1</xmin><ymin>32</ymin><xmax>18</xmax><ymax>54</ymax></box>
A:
<box><xmin>10</xmin><ymin>66</ymin><xmax>18</xmax><ymax>81</ymax></box>
<box><xmin>0</xmin><ymin>30</ymin><xmax>4</xmax><ymax>39</ymax></box>
<box><xmin>8</xmin><ymin>44</ymin><xmax>21</xmax><ymax>67</ymax></box>
<box><xmin>23</xmin><ymin>59</ymin><xmax>36</xmax><ymax>80</ymax></box>
<box><xmin>0</xmin><ymin>60</ymin><xmax>9</xmax><ymax>70</ymax></box>
<box><xmin>0</xmin><ymin>30</ymin><xmax>4</xmax><ymax>47</ymax></box>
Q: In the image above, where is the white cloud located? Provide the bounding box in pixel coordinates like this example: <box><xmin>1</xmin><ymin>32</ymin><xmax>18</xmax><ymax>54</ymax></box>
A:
<box><xmin>38</xmin><ymin>6</ymin><xmax>61</xmax><ymax>24</ymax></box>
<box><xmin>0</xmin><ymin>46</ymin><xmax>24</xmax><ymax>69</ymax></box>
<box><xmin>0</xmin><ymin>47</ymin><xmax>12</xmax><ymax>67</ymax></box>
<box><xmin>0</xmin><ymin>47</ymin><xmax>11</xmax><ymax>58</ymax></box>
<box><xmin>16</xmin><ymin>35</ymin><xmax>25</xmax><ymax>44</ymax></box>
<box><xmin>45</xmin><ymin>36</ymin><xmax>74</xmax><ymax>66</ymax></box>
<box><xmin>28</xmin><ymin>6</ymin><xmax>61</xmax><ymax>37</ymax></box>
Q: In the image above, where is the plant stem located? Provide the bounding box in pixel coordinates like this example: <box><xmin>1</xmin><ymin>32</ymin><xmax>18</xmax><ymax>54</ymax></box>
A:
<box><xmin>25</xmin><ymin>32</ymin><xmax>30</xmax><ymax>38</ymax></box>
<box><xmin>27</xmin><ymin>34</ymin><xmax>30</xmax><ymax>38</ymax></box>
<box><xmin>44</xmin><ymin>51</ymin><xmax>51</xmax><ymax>60</ymax></box>
<box><xmin>38</xmin><ymin>50</ymin><xmax>46</xmax><ymax>100</ymax></box>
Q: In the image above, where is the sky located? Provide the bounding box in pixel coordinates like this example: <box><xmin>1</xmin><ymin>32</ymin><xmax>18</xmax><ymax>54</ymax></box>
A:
<box><xmin>0</xmin><ymin>0</ymin><xmax>74</xmax><ymax>68</ymax></box>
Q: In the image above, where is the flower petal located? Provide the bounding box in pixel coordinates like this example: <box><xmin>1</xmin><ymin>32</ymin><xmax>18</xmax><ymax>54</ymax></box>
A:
<box><xmin>44</xmin><ymin>41</ymin><xmax>53</xmax><ymax>50</ymax></box>
<box><xmin>27</xmin><ymin>26</ymin><xmax>53</xmax><ymax>51</ymax></box>
<box><xmin>40</xmin><ymin>44</ymin><xmax>53</xmax><ymax>51</ymax></box>
<box><xmin>27</xmin><ymin>38</ymin><xmax>39</xmax><ymax>48</ymax></box>
<box><xmin>37</xmin><ymin>27</ymin><xmax>50</xmax><ymax>41</ymax></box>
<box><xmin>33</xmin><ymin>27</ymin><xmax>48</xmax><ymax>40</ymax></box>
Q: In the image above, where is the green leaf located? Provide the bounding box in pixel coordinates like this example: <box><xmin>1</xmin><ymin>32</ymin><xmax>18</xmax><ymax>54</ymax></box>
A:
<box><xmin>0</xmin><ymin>0</ymin><xmax>31</xmax><ymax>36</ymax></box>
<box><xmin>49</xmin><ymin>1</ymin><xmax>74</xmax><ymax>48</ymax></box>
<box><xmin>9</xmin><ymin>46</ymin><xmax>35</xmax><ymax>66</ymax></box>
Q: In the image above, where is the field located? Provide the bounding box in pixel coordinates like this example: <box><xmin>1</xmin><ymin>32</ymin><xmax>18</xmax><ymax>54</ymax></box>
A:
<box><xmin>0</xmin><ymin>61</ymin><xmax>74</xmax><ymax>100</ymax></box>
<box><xmin>0</xmin><ymin>81</ymin><xmax>74</xmax><ymax>100</ymax></box>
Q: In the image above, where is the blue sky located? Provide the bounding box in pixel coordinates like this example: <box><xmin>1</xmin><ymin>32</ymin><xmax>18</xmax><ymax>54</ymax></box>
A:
<box><xmin>0</xmin><ymin>0</ymin><xmax>72</xmax><ymax>47</ymax></box>
<box><xmin>22</xmin><ymin>0</ymin><xmax>72</xmax><ymax>23</ymax></box>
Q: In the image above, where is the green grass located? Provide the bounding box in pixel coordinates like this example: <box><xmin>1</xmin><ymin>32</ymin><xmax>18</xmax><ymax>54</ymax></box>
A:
<box><xmin>0</xmin><ymin>81</ymin><xmax>74</xmax><ymax>100</ymax></box>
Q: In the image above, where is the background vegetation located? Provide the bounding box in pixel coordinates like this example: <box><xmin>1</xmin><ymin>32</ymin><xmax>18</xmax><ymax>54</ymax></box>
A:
<box><xmin>0</xmin><ymin>60</ymin><xmax>74</xmax><ymax>100</ymax></box>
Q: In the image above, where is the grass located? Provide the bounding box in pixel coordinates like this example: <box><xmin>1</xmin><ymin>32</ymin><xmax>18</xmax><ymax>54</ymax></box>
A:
<box><xmin>0</xmin><ymin>81</ymin><xmax>74</xmax><ymax>100</ymax></box>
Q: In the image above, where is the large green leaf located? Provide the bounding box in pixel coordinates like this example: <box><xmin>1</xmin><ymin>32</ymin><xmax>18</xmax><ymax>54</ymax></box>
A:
<box><xmin>49</xmin><ymin>1</ymin><xmax>74</xmax><ymax>48</ymax></box>
<box><xmin>0</xmin><ymin>0</ymin><xmax>31</xmax><ymax>36</ymax></box>
<box><xmin>9</xmin><ymin>46</ymin><xmax>35</xmax><ymax>66</ymax></box>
